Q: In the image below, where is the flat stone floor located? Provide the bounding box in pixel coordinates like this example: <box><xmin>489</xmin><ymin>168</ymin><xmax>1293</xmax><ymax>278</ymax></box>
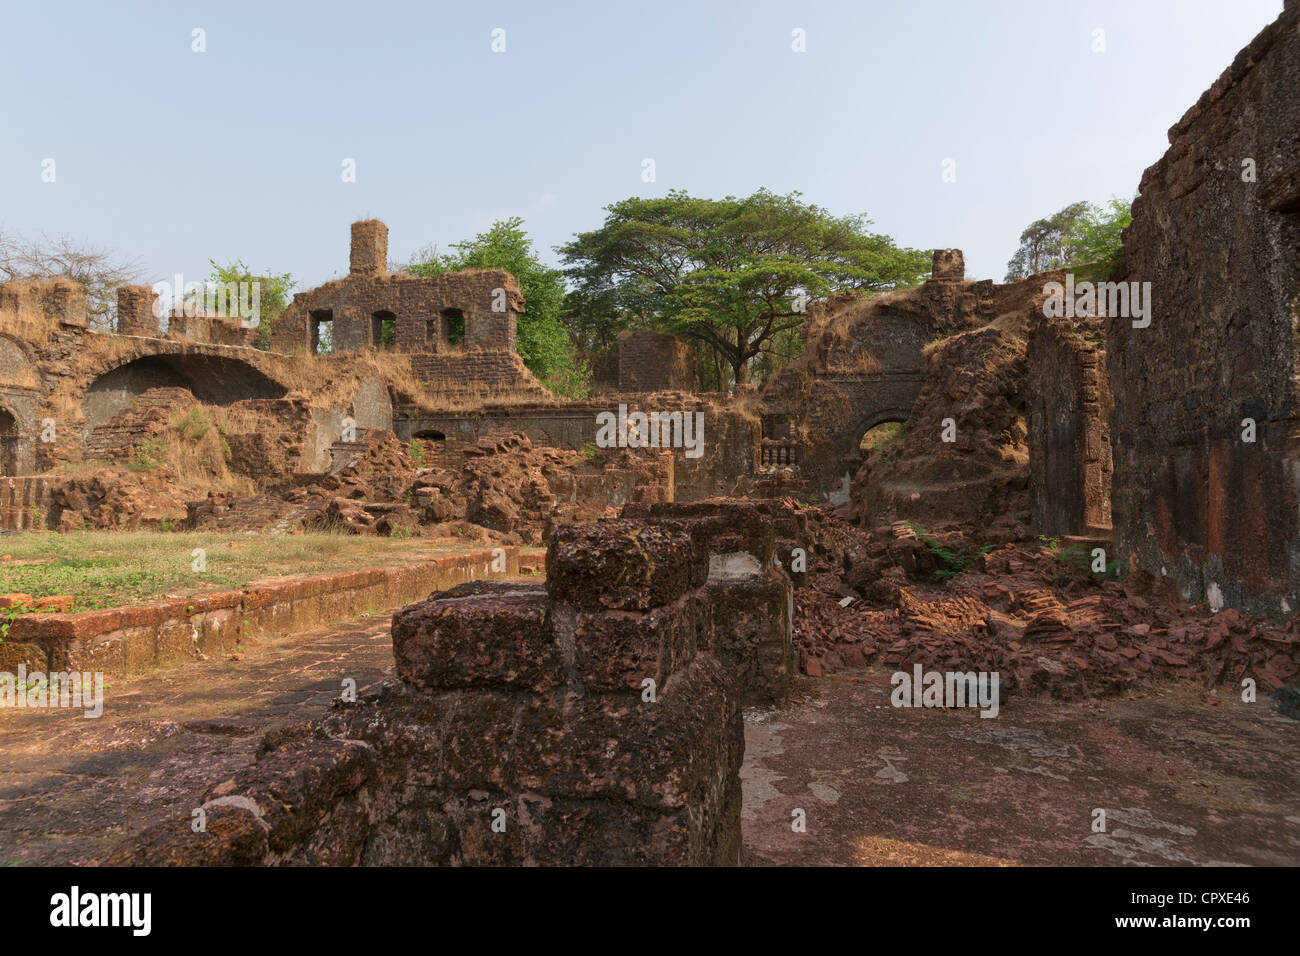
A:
<box><xmin>740</xmin><ymin>671</ymin><xmax>1300</xmax><ymax>866</ymax></box>
<box><xmin>0</xmin><ymin>612</ymin><xmax>396</xmax><ymax>865</ymax></box>
<box><xmin>2</xmin><ymin>614</ymin><xmax>1296</xmax><ymax>866</ymax></box>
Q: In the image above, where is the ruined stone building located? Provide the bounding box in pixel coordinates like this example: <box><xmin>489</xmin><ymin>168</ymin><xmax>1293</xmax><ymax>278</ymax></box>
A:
<box><xmin>2</xmin><ymin>3</ymin><xmax>1298</xmax><ymax>627</ymax></box>
<box><xmin>0</xmin><ymin>221</ymin><xmax>759</xmax><ymax>532</ymax></box>
<box><xmin>758</xmin><ymin>249</ymin><xmax>1038</xmax><ymax>509</ymax></box>
<box><xmin>2</xmin><ymin>3</ymin><xmax>1300</xmax><ymax>870</ymax></box>
<box><xmin>272</xmin><ymin>220</ymin><xmax>522</xmax><ymax>356</ymax></box>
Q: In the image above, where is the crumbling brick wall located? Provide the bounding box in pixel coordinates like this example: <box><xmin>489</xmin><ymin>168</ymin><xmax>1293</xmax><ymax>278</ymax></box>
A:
<box><xmin>758</xmin><ymin>249</ymin><xmax>993</xmax><ymax>494</ymax></box>
<box><xmin>168</xmin><ymin>312</ymin><xmax>258</xmax><ymax>348</ymax></box>
<box><xmin>0</xmin><ymin>278</ymin><xmax>86</xmax><ymax>328</ymax></box>
<box><xmin>401</xmin><ymin>395</ymin><xmax>760</xmax><ymax>503</ymax></box>
<box><xmin>115</xmin><ymin>285</ymin><xmax>159</xmax><ymax>336</ymax></box>
<box><xmin>408</xmin><ymin>351</ymin><xmax>544</xmax><ymax>391</ymax></box>
<box><xmin>761</xmin><ymin>255</ymin><xmax>1039</xmax><ymax>501</ymax></box>
<box><xmin>618</xmin><ymin>329</ymin><xmax>700</xmax><ymax>392</ymax></box>
<box><xmin>83</xmin><ymin>387</ymin><xmax>199</xmax><ymax>461</ymax></box>
<box><xmin>1109</xmin><ymin>3</ymin><xmax>1300</xmax><ymax>616</ymax></box>
<box><xmin>271</xmin><ymin>220</ymin><xmax>524</xmax><ymax>358</ymax></box>
<box><xmin>1028</xmin><ymin>314</ymin><xmax>1112</xmax><ymax>537</ymax></box>
<box><xmin>220</xmin><ymin>395</ymin><xmax>322</xmax><ymax>484</ymax></box>
<box><xmin>620</xmin><ymin>499</ymin><xmax>800</xmax><ymax>704</ymax></box>
<box><xmin>109</xmin><ymin>517</ymin><xmax>749</xmax><ymax>866</ymax></box>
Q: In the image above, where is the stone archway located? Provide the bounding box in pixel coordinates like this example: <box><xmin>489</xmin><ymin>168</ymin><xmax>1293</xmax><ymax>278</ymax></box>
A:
<box><xmin>851</xmin><ymin>407</ymin><xmax>914</xmax><ymax>461</ymax></box>
<box><xmin>0</xmin><ymin>406</ymin><xmax>19</xmax><ymax>476</ymax></box>
<box><xmin>83</xmin><ymin>353</ymin><xmax>288</xmax><ymax>432</ymax></box>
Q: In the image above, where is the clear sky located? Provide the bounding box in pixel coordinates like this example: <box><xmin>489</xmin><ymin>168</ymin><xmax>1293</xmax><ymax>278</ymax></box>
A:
<box><xmin>0</xmin><ymin>0</ymin><xmax>1285</xmax><ymax>291</ymax></box>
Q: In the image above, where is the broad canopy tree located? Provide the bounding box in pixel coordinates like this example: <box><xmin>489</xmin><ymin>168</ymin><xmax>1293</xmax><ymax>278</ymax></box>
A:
<box><xmin>559</xmin><ymin>189</ymin><xmax>931</xmax><ymax>388</ymax></box>
<box><xmin>1004</xmin><ymin>198</ymin><xmax>1132</xmax><ymax>281</ymax></box>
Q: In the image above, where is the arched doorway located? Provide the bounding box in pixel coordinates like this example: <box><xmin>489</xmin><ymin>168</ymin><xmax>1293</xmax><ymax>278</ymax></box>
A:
<box><xmin>851</xmin><ymin>407</ymin><xmax>913</xmax><ymax>462</ymax></box>
<box><xmin>858</xmin><ymin>420</ymin><xmax>905</xmax><ymax>456</ymax></box>
<box><xmin>83</xmin><ymin>354</ymin><xmax>288</xmax><ymax>431</ymax></box>
<box><xmin>0</xmin><ymin>408</ymin><xmax>19</xmax><ymax>476</ymax></box>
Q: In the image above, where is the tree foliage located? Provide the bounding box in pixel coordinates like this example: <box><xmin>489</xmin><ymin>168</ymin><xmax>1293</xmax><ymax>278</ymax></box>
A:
<box><xmin>408</xmin><ymin>218</ymin><xmax>587</xmax><ymax>397</ymax></box>
<box><xmin>1004</xmin><ymin>197</ymin><xmax>1132</xmax><ymax>281</ymax></box>
<box><xmin>558</xmin><ymin>189</ymin><xmax>931</xmax><ymax>388</ymax></box>
<box><xmin>1003</xmin><ymin>201</ymin><xmax>1091</xmax><ymax>280</ymax></box>
<box><xmin>1070</xmin><ymin>197</ymin><xmax>1132</xmax><ymax>281</ymax></box>
<box><xmin>204</xmin><ymin>259</ymin><xmax>295</xmax><ymax>350</ymax></box>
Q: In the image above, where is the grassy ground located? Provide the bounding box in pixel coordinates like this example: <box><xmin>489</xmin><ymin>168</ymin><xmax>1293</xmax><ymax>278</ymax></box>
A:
<box><xmin>0</xmin><ymin>531</ymin><xmax>491</xmax><ymax>610</ymax></box>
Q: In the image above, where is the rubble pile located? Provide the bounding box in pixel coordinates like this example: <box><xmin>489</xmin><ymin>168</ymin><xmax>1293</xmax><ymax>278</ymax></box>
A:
<box><xmin>849</xmin><ymin>315</ymin><xmax>1034</xmax><ymax>532</ymax></box>
<box><xmin>47</xmin><ymin>466</ymin><xmax>193</xmax><ymax>531</ymax></box>
<box><xmin>795</xmin><ymin>509</ymin><xmax>1300</xmax><ymax>699</ymax></box>
<box><xmin>186</xmin><ymin>431</ymin><xmax>659</xmax><ymax>544</ymax></box>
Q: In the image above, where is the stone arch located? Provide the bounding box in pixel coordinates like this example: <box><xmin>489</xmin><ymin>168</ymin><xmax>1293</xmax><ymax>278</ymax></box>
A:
<box><xmin>0</xmin><ymin>333</ymin><xmax>35</xmax><ymax>387</ymax></box>
<box><xmin>849</xmin><ymin>406</ymin><xmax>914</xmax><ymax>459</ymax></box>
<box><xmin>83</xmin><ymin>352</ymin><xmax>288</xmax><ymax>431</ymax></box>
<box><xmin>847</xmin><ymin>403</ymin><xmax>920</xmax><ymax>460</ymax></box>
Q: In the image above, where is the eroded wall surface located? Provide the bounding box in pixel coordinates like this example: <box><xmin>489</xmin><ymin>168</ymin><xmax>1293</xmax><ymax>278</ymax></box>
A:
<box><xmin>1110</xmin><ymin>4</ymin><xmax>1300</xmax><ymax>616</ymax></box>
<box><xmin>1028</xmin><ymin>314</ymin><xmax>1112</xmax><ymax>538</ymax></box>
<box><xmin>618</xmin><ymin>329</ymin><xmax>700</xmax><ymax>392</ymax></box>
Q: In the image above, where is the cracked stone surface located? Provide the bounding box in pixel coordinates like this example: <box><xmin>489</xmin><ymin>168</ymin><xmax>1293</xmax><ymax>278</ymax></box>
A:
<box><xmin>740</xmin><ymin>667</ymin><xmax>1300</xmax><ymax>866</ymax></box>
<box><xmin>0</xmin><ymin>612</ymin><xmax>397</xmax><ymax>865</ymax></box>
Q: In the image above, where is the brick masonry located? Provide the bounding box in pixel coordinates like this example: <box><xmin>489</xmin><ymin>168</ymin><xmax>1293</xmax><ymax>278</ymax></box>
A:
<box><xmin>1109</xmin><ymin>4</ymin><xmax>1300</xmax><ymax>616</ymax></box>
<box><xmin>759</xmin><ymin>251</ymin><xmax>1029</xmax><ymax>496</ymax></box>
<box><xmin>1028</xmin><ymin>314</ymin><xmax>1112</xmax><ymax>537</ymax></box>
<box><xmin>618</xmin><ymin>329</ymin><xmax>700</xmax><ymax>392</ymax></box>
<box><xmin>399</xmin><ymin>396</ymin><xmax>759</xmax><ymax>502</ymax></box>
<box><xmin>271</xmin><ymin>220</ymin><xmax>524</xmax><ymax>357</ymax></box>
<box><xmin>115</xmin><ymin>285</ymin><xmax>158</xmax><ymax>336</ymax></box>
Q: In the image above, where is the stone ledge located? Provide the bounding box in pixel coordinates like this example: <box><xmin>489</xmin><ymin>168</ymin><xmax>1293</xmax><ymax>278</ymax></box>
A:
<box><xmin>3</xmin><ymin>546</ymin><xmax>519</xmax><ymax>678</ymax></box>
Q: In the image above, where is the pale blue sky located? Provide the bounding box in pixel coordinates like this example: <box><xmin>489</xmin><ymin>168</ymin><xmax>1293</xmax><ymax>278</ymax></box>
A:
<box><xmin>0</xmin><ymin>0</ymin><xmax>1285</xmax><ymax>291</ymax></box>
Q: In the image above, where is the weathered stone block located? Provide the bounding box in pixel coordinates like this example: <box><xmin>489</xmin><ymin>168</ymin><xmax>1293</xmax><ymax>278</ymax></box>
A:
<box><xmin>546</xmin><ymin>520</ymin><xmax>701</xmax><ymax>610</ymax></box>
<box><xmin>702</xmin><ymin>567</ymin><xmax>794</xmax><ymax>706</ymax></box>
<box><xmin>392</xmin><ymin>586</ymin><xmax>560</xmax><ymax>692</ymax></box>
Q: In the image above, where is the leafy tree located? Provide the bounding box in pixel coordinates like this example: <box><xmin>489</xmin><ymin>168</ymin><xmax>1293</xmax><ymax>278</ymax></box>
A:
<box><xmin>1004</xmin><ymin>201</ymin><xmax>1090</xmax><ymax>280</ymax></box>
<box><xmin>559</xmin><ymin>189</ymin><xmax>931</xmax><ymax>388</ymax></box>
<box><xmin>408</xmin><ymin>218</ymin><xmax>587</xmax><ymax>397</ymax></box>
<box><xmin>203</xmin><ymin>259</ymin><xmax>295</xmax><ymax>350</ymax></box>
<box><xmin>1070</xmin><ymin>197</ymin><xmax>1132</xmax><ymax>281</ymax></box>
<box><xmin>0</xmin><ymin>230</ymin><xmax>141</xmax><ymax>331</ymax></box>
<box><xmin>1004</xmin><ymin>197</ymin><xmax>1132</xmax><ymax>281</ymax></box>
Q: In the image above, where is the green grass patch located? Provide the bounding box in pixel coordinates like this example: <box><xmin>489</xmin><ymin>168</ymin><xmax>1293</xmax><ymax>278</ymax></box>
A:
<box><xmin>0</xmin><ymin>531</ymin><xmax>479</xmax><ymax>610</ymax></box>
